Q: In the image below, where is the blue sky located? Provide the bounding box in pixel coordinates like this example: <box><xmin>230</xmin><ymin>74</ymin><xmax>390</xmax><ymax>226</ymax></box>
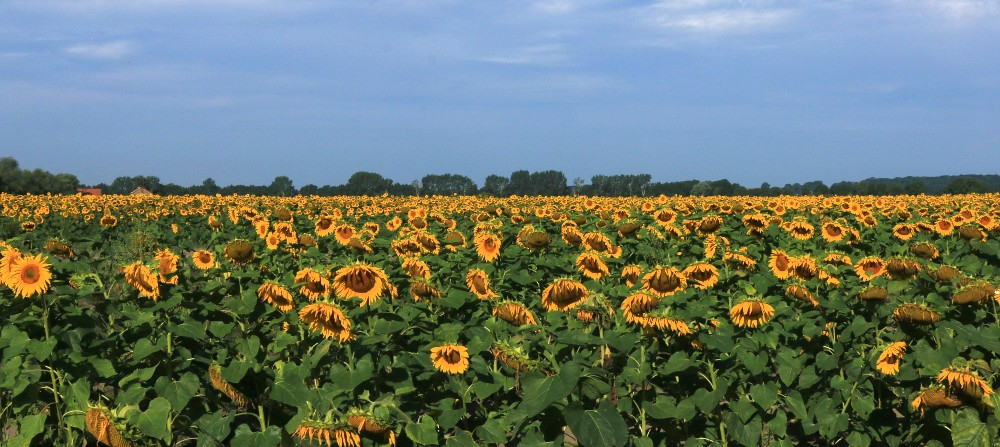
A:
<box><xmin>2</xmin><ymin>0</ymin><xmax>999</xmax><ymax>189</ymax></box>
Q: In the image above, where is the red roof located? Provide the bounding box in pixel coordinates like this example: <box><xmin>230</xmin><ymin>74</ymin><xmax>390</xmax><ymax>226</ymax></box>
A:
<box><xmin>77</xmin><ymin>188</ymin><xmax>102</xmax><ymax>196</ymax></box>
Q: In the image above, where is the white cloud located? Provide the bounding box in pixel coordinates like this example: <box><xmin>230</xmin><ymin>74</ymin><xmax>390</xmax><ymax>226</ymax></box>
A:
<box><xmin>478</xmin><ymin>44</ymin><xmax>571</xmax><ymax>66</ymax></box>
<box><xmin>924</xmin><ymin>0</ymin><xmax>1000</xmax><ymax>20</ymax></box>
<box><xmin>65</xmin><ymin>40</ymin><xmax>137</xmax><ymax>59</ymax></box>
<box><xmin>644</xmin><ymin>0</ymin><xmax>794</xmax><ymax>34</ymax></box>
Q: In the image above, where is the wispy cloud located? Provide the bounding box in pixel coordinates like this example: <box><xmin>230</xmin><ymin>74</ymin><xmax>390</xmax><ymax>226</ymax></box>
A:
<box><xmin>644</xmin><ymin>0</ymin><xmax>794</xmax><ymax>34</ymax></box>
<box><xmin>923</xmin><ymin>0</ymin><xmax>1000</xmax><ymax>20</ymax></box>
<box><xmin>478</xmin><ymin>44</ymin><xmax>571</xmax><ymax>66</ymax></box>
<box><xmin>65</xmin><ymin>40</ymin><xmax>136</xmax><ymax>59</ymax></box>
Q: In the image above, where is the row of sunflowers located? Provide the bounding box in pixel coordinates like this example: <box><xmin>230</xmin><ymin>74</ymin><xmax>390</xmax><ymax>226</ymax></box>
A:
<box><xmin>1</xmin><ymin>192</ymin><xmax>998</xmax><ymax>447</ymax></box>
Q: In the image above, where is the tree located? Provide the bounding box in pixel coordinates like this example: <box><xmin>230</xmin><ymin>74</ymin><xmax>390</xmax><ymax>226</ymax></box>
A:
<box><xmin>343</xmin><ymin>172</ymin><xmax>394</xmax><ymax>195</ymax></box>
<box><xmin>269</xmin><ymin>175</ymin><xmax>296</xmax><ymax>197</ymax></box>
<box><xmin>507</xmin><ymin>170</ymin><xmax>531</xmax><ymax>195</ymax></box>
<box><xmin>199</xmin><ymin>178</ymin><xmax>221</xmax><ymax>195</ymax></box>
<box><xmin>482</xmin><ymin>175</ymin><xmax>510</xmax><ymax>196</ymax></box>
<box><xmin>528</xmin><ymin>170</ymin><xmax>568</xmax><ymax>195</ymax></box>
<box><xmin>690</xmin><ymin>181</ymin><xmax>712</xmax><ymax>196</ymax></box>
<box><xmin>944</xmin><ymin>177</ymin><xmax>986</xmax><ymax>194</ymax></box>
<box><xmin>572</xmin><ymin>177</ymin><xmax>585</xmax><ymax>196</ymax></box>
<box><xmin>421</xmin><ymin>174</ymin><xmax>477</xmax><ymax>195</ymax></box>
<box><xmin>904</xmin><ymin>180</ymin><xmax>926</xmax><ymax>195</ymax></box>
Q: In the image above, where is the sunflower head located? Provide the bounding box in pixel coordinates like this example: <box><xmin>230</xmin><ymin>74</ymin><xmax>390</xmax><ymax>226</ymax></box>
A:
<box><xmin>909</xmin><ymin>242</ymin><xmax>940</xmax><ymax>260</ymax></box>
<box><xmin>875</xmin><ymin>341</ymin><xmax>906</xmax><ymax>375</ymax></box>
<box><xmin>466</xmin><ymin>269</ymin><xmax>497</xmax><ymax>299</ymax></box>
<box><xmin>258</xmin><ymin>281</ymin><xmax>295</xmax><ymax>313</ymax></box>
<box><xmin>333</xmin><ymin>262</ymin><xmax>396</xmax><ymax>306</ymax></box>
<box><xmin>5</xmin><ymin>252</ymin><xmax>53</xmax><ymax>299</ymax></box>
<box><xmin>541</xmin><ymin>278</ymin><xmax>589</xmax><ymax>311</ymax></box>
<box><xmin>576</xmin><ymin>252</ymin><xmax>610</xmax><ymax>281</ymax></box>
<box><xmin>474</xmin><ymin>232</ymin><xmax>502</xmax><ymax>262</ymax></box>
<box><xmin>856</xmin><ymin>285</ymin><xmax>889</xmax><ymax>301</ymax></box>
<box><xmin>641</xmin><ymin>266</ymin><xmax>687</xmax><ymax>297</ymax></box>
<box><xmin>223</xmin><ymin>240</ymin><xmax>255</xmax><ymax>266</ymax></box>
<box><xmin>430</xmin><ymin>344</ymin><xmax>470</xmax><ymax>374</ymax></box>
<box><xmin>930</xmin><ymin>265</ymin><xmax>961</xmax><ymax>282</ymax></box>
<box><xmin>491</xmin><ymin>340</ymin><xmax>540</xmax><ymax>373</ymax></box>
<box><xmin>911</xmin><ymin>385</ymin><xmax>964</xmax><ymax>417</ymax></box>
<box><xmin>729</xmin><ymin>299</ymin><xmax>775</xmax><ymax>329</ymax></box>
<box><xmin>952</xmin><ymin>282</ymin><xmax>993</xmax><ymax>305</ymax></box>
<box><xmin>192</xmin><ymin>249</ymin><xmax>215</xmax><ymax>270</ymax></box>
<box><xmin>44</xmin><ymin>239</ymin><xmax>74</xmax><ymax>258</ymax></box>
<box><xmin>299</xmin><ymin>302</ymin><xmax>353</xmax><ymax>342</ymax></box>
<box><xmin>492</xmin><ymin>301</ymin><xmax>537</xmax><ymax>326</ymax></box>
<box><xmin>893</xmin><ymin>303</ymin><xmax>939</xmax><ymax>325</ymax></box>
<box><xmin>682</xmin><ymin>263</ymin><xmax>719</xmax><ymax>290</ymax></box>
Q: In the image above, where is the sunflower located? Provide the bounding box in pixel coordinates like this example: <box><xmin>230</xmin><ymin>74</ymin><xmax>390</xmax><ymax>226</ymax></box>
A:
<box><xmin>892</xmin><ymin>223</ymin><xmax>916</xmax><ymax>241</ymax></box>
<box><xmin>5</xmin><ymin>253</ymin><xmax>53</xmax><ymax>299</ymax></box>
<box><xmin>930</xmin><ymin>265</ymin><xmax>961</xmax><ymax>282</ymax></box>
<box><xmin>703</xmin><ymin>234</ymin><xmax>718</xmax><ymax>259</ymax></box>
<box><xmin>822</xmin><ymin>252</ymin><xmax>852</xmax><ymax>266</ymax></box>
<box><xmin>561</xmin><ymin>226</ymin><xmax>584</xmax><ymax>246</ymax></box>
<box><xmin>911</xmin><ymin>385</ymin><xmax>963</xmax><ymax>417</ymax></box>
<box><xmin>875</xmin><ymin>341</ymin><xmax>906</xmax><ymax>375</ymax></box>
<box><xmin>409</xmin><ymin>279</ymin><xmax>441</xmax><ymax>301</ymax></box>
<box><xmin>442</xmin><ymin>231</ymin><xmax>467</xmax><ymax>251</ymax></box>
<box><xmin>582</xmin><ymin>232</ymin><xmax>613</xmax><ymax>253</ymax></box>
<box><xmin>85</xmin><ymin>406</ymin><xmax>132</xmax><ymax>447</ymax></box>
<box><xmin>937</xmin><ymin>366</ymin><xmax>994</xmax><ymax>400</ymax></box>
<box><xmin>258</xmin><ymin>282</ymin><xmax>295</xmax><ymax>312</ymax></box>
<box><xmin>254</xmin><ymin>219</ymin><xmax>270</xmax><ymax>239</ymax></box>
<box><xmin>223</xmin><ymin>240</ymin><xmax>255</xmax><ymax>266</ymax></box>
<box><xmin>788</xmin><ymin>256</ymin><xmax>819</xmax><ymax>281</ymax></box>
<box><xmin>299</xmin><ymin>302</ymin><xmax>352</xmax><ymax>342</ymax></box>
<box><xmin>785</xmin><ymin>283</ymin><xmax>818</xmax><ymax>307</ymax></box>
<box><xmin>768</xmin><ymin>250</ymin><xmax>792</xmax><ymax>280</ymax></box>
<box><xmin>820</xmin><ymin>221</ymin><xmax>845</xmax><ymax>243</ymax></box>
<box><xmin>402</xmin><ymin>258</ymin><xmax>431</xmax><ymax>279</ymax></box>
<box><xmin>123</xmin><ymin>261</ymin><xmax>159</xmax><ymax>300</ymax></box>
<box><xmin>474</xmin><ymin>232</ymin><xmax>502</xmax><ymax>262</ymax></box>
<box><xmin>273</xmin><ymin>221</ymin><xmax>297</xmax><ymax>244</ymax></box>
<box><xmin>264</xmin><ymin>232</ymin><xmax>281</xmax><ymax>250</ymax></box>
<box><xmin>888</xmin><ymin>256</ymin><xmax>922</xmax><ymax>278</ymax></box>
<box><xmin>541</xmin><ymin>278</ymin><xmax>589</xmax><ymax>311</ymax></box>
<box><xmin>44</xmin><ymin>239</ymin><xmax>74</xmax><ymax>258</ymax></box>
<box><xmin>958</xmin><ymin>224</ymin><xmax>987</xmax><ymax>242</ymax></box>
<box><xmin>346</xmin><ymin>409</ymin><xmax>396</xmax><ymax>446</ymax></box>
<box><xmin>682</xmin><ymin>263</ymin><xmax>719</xmax><ymax>290</ymax></box>
<box><xmin>522</xmin><ymin>232</ymin><xmax>552</xmax><ymax>251</ymax></box>
<box><xmin>386</xmin><ymin>216</ymin><xmax>402</xmax><ymax>232</ymax></box>
<box><xmin>315</xmin><ymin>217</ymin><xmax>336</xmax><ymax>237</ymax></box>
<box><xmin>491</xmin><ymin>342</ymin><xmax>539</xmax><ymax>373</ymax></box>
<box><xmin>431</xmin><ymin>344</ymin><xmax>470</xmax><ymax>374</ymax></box>
<box><xmin>492</xmin><ymin>301</ymin><xmax>537</xmax><ymax>326</ymax></box>
<box><xmin>192</xmin><ymin>249</ymin><xmax>215</xmax><ymax>270</ymax></box>
<box><xmin>729</xmin><ymin>299</ymin><xmax>775</xmax><ymax>329</ymax></box>
<box><xmin>934</xmin><ymin>218</ymin><xmax>954</xmax><ymax>236</ymax></box>
<box><xmin>621</xmin><ymin>265</ymin><xmax>642</xmax><ymax>287</ymax></box>
<box><xmin>952</xmin><ymin>282</ymin><xmax>993</xmax><ymax>305</ymax></box>
<box><xmin>295</xmin><ymin>268</ymin><xmax>331</xmax><ymax>301</ymax></box>
<box><xmin>785</xmin><ymin>220</ymin><xmax>814</xmax><ymax>240</ymax></box>
<box><xmin>209</xmin><ymin>364</ymin><xmax>252</xmax><ymax>407</ymax></box>
<box><xmin>724</xmin><ymin>252</ymin><xmax>757</xmax><ymax>271</ymax></box>
<box><xmin>697</xmin><ymin>215</ymin><xmax>723</xmax><ymax>234</ymax></box>
<box><xmin>893</xmin><ymin>303</ymin><xmax>939</xmax><ymax>325</ymax></box>
<box><xmin>21</xmin><ymin>221</ymin><xmax>36</xmax><ymax>231</ymax></box>
<box><xmin>909</xmin><ymin>242</ymin><xmax>939</xmax><ymax>260</ymax></box>
<box><xmin>293</xmin><ymin>419</ymin><xmax>361</xmax><ymax>447</ymax></box>
<box><xmin>155</xmin><ymin>248</ymin><xmax>179</xmax><ymax>286</ymax></box>
<box><xmin>332</xmin><ymin>262</ymin><xmax>396</xmax><ymax>306</ymax></box>
<box><xmin>642</xmin><ymin>310</ymin><xmax>693</xmax><ymax>336</ymax></box>
<box><xmin>742</xmin><ymin>213</ymin><xmax>769</xmax><ymax>235</ymax></box>
<box><xmin>466</xmin><ymin>269</ymin><xmax>497</xmax><ymax>299</ymax></box>
<box><xmin>621</xmin><ymin>292</ymin><xmax>659</xmax><ymax>325</ymax></box>
<box><xmin>99</xmin><ymin>214</ymin><xmax>118</xmax><ymax>227</ymax></box>
<box><xmin>854</xmin><ymin>257</ymin><xmax>886</xmax><ymax>282</ymax></box>
<box><xmin>857</xmin><ymin>286</ymin><xmax>889</xmax><ymax>301</ymax></box>
<box><xmin>576</xmin><ymin>252</ymin><xmax>610</xmax><ymax>281</ymax></box>
<box><xmin>640</xmin><ymin>266</ymin><xmax>686</xmax><ymax>297</ymax></box>
<box><xmin>0</xmin><ymin>247</ymin><xmax>22</xmax><ymax>287</ymax></box>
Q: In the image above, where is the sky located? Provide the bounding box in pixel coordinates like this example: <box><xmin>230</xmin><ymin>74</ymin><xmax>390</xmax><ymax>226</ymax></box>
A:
<box><xmin>2</xmin><ymin>0</ymin><xmax>999</xmax><ymax>189</ymax></box>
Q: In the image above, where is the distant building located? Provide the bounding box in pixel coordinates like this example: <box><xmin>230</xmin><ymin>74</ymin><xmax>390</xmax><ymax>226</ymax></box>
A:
<box><xmin>130</xmin><ymin>186</ymin><xmax>154</xmax><ymax>196</ymax></box>
<box><xmin>77</xmin><ymin>187</ymin><xmax>102</xmax><ymax>196</ymax></box>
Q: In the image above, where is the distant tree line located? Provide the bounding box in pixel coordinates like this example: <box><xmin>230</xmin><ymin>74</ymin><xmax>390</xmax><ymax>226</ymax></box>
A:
<box><xmin>2</xmin><ymin>157</ymin><xmax>998</xmax><ymax>196</ymax></box>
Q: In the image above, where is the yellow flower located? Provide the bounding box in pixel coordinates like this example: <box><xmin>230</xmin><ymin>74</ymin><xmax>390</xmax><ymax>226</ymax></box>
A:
<box><xmin>123</xmin><ymin>261</ymin><xmax>159</xmax><ymax>300</ymax></box>
<box><xmin>474</xmin><ymin>232</ymin><xmax>502</xmax><ymax>262</ymax></box>
<box><xmin>299</xmin><ymin>302</ymin><xmax>352</xmax><ymax>342</ymax></box>
<box><xmin>5</xmin><ymin>253</ymin><xmax>52</xmax><ymax>299</ymax></box>
<box><xmin>875</xmin><ymin>341</ymin><xmax>906</xmax><ymax>375</ymax></box>
<box><xmin>431</xmin><ymin>344</ymin><xmax>470</xmax><ymax>374</ymax></box>
<box><xmin>937</xmin><ymin>367</ymin><xmax>994</xmax><ymax>400</ymax></box>
<box><xmin>682</xmin><ymin>262</ymin><xmax>719</xmax><ymax>290</ymax></box>
<box><xmin>541</xmin><ymin>278</ymin><xmax>588</xmax><ymax>311</ymax></box>
<box><xmin>729</xmin><ymin>299</ymin><xmax>774</xmax><ymax>329</ymax></box>
<box><xmin>332</xmin><ymin>263</ymin><xmax>396</xmax><ymax>306</ymax></box>
<box><xmin>466</xmin><ymin>269</ymin><xmax>497</xmax><ymax>299</ymax></box>
<box><xmin>492</xmin><ymin>301</ymin><xmax>537</xmax><ymax>326</ymax></box>
<box><xmin>192</xmin><ymin>250</ymin><xmax>215</xmax><ymax>270</ymax></box>
<box><xmin>295</xmin><ymin>268</ymin><xmax>331</xmax><ymax>301</ymax></box>
<box><xmin>575</xmin><ymin>252</ymin><xmax>610</xmax><ymax>281</ymax></box>
<box><xmin>640</xmin><ymin>266</ymin><xmax>686</xmax><ymax>297</ymax></box>
<box><xmin>258</xmin><ymin>282</ymin><xmax>295</xmax><ymax>312</ymax></box>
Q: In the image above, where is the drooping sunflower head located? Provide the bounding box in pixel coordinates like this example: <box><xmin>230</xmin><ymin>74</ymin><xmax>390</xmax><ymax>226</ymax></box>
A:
<box><xmin>299</xmin><ymin>302</ymin><xmax>352</xmax><ymax>342</ymax></box>
<box><xmin>575</xmin><ymin>252</ymin><xmax>610</xmax><ymax>281</ymax></box>
<box><xmin>957</xmin><ymin>224</ymin><xmax>986</xmax><ymax>242</ymax></box>
<box><xmin>911</xmin><ymin>385</ymin><xmax>964</xmax><ymax>417</ymax></box>
<box><xmin>768</xmin><ymin>249</ymin><xmax>792</xmax><ymax>280</ymax></box>
<box><xmin>885</xmin><ymin>257</ymin><xmax>921</xmax><ymax>280</ymax></box>
<box><xmin>85</xmin><ymin>405</ymin><xmax>133</xmax><ymax>447</ymax></box>
<box><xmin>875</xmin><ymin>341</ymin><xmax>906</xmax><ymax>375</ymax></box>
<box><xmin>892</xmin><ymin>223</ymin><xmax>916</xmax><ymax>241</ymax></box>
<box><xmin>909</xmin><ymin>242</ymin><xmax>939</xmax><ymax>260</ymax></box>
<box><xmin>621</xmin><ymin>264</ymin><xmax>642</xmax><ymax>287</ymax></box>
<box><xmin>292</xmin><ymin>417</ymin><xmax>361</xmax><ymax>447</ymax></box>
<box><xmin>258</xmin><ymin>281</ymin><xmax>295</xmax><ymax>312</ymax></box>
<box><xmin>729</xmin><ymin>299</ymin><xmax>775</xmax><ymax>329</ymax></box>
<box><xmin>724</xmin><ymin>252</ymin><xmax>757</xmax><ymax>271</ymax></box>
<box><xmin>223</xmin><ymin>240</ymin><xmax>255</xmax><ymax>266</ymax></box>
<box><xmin>697</xmin><ymin>215</ymin><xmax>723</xmax><ymax>234</ymax></box>
<box><xmin>785</xmin><ymin>283</ymin><xmax>817</xmax><ymax>307</ymax></box>
<box><xmin>952</xmin><ymin>282</ymin><xmax>994</xmax><ymax>305</ymax></box>
<box><xmin>332</xmin><ymin>262</ymin><xmax>396</xmax><ymax>306</ymax></box>
<box><xmin>640</xmin><ymin>266</ymin><xmax>686</xmax><ymax>297</ymax></box>
<box><xmin>541</xmin><ymin>278</ymin><xmax>589</xmax><ymax>311</ymax></box>
<box><xmin>123</xmin><ymin>261</ymin><xmax>159</xmax><ymax>300</ymax></box>
<box><xmin>641</xmin><ymin>309</ymin><xmax>693</xmax><ymax>336</ymax></box>
<box><xmin>466</xmin><ymin>268</ymin><xmax>497</xmax><ymax>299</ymax></box>
<box><xmin>409</xmin><ymin>278</ymin><xmax>441</xmax><ymax>302</ymax></box>
<box><xmin>820</xmin><ymin>221</ymin><xmax>845</xmax><ymax>242</ymax></box>
<box><xmin>402</xmin><ymin>258</ymin><xmax>431</xmax><ymax>279</ymax></box>
<box><xmin>930</xmin><ymin>265</ymin><xmax>962</xmax><ymax>282</ymax></box>
<box><xmin>682</xmin><ymin>263</ymin><xmax>719</xmax><ymax>290</ymax></box>
<box><xmin>44</xmin><ymin>239</ymin><xmax>74</xmax><ymax>258</ymax></box>
<box><xmin>937</xmin><ymin>364</ymin><xmax>994</xmax><ymax>401</ymax></box>
<box><xmin>854</xmin><ymin>256</ymin><xmax>887</xmax><ymax>282</ymax></box>
<box><xmin>620</xmin><ymin>292</ymin><xmax>660</xmax><ymax>325</ymax></box>
<box><xmin>430</xmin><ymin>344</ymin><xmax>470</xmax><ymax>375</ymax></box>
<box><xmin>491</xmin><ymin>340</ymin><xmax>540</xmax><ymax>373</ymax></box>
<box><xmin>785</xmin><ymin>220</ymin><xmax>814</xmax><ymax>240</ymax></box>
<box><xmin>856</xmin><ymin>285</ymin><xmax>889</xmax><ymax>301</ymax></box>
<box><xmin>345</xmin><ymin>408</ymin><xmax>395</xmax><ymax>445</ymax></box>
<box><xmin>893</xmin><ymin>303</ymin><xmax>939</xmax><ymax>326</ymax></box>
<box><xmin>522</xmin><ymin>232</ymin><xmax>552</xmax><ymax>251</ymax></box>
<box><xmin>295</xmin><ymin>268</ymin><xmax>332</xmax><ymax>301</ymax></box>
<box><xmin>492</xmin><ymin>301</ymin><xmax>537</xmax><ymax>326</ymax></box>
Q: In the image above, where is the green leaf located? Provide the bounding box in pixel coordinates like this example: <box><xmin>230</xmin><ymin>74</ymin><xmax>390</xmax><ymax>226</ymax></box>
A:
<box><xmin>89</xmin><ymin>357</ymin><xmax>117</xmax><ymax>378</ymax></box>
<box><xmin>231</xmin><ymin>424</ymin><xmax>281</xmax><ymax>447</ymax></box>
<box><xmin>194</xmin><ymin>411</ymin><xmax>236</xmax><ymax>442</ymax></box>
<box><xmin>513</xmin><ymin>362</ymin><xmax>583</xmax><ymax>419</ymax></box>
<box><xmin>173</xmin><ymin>320</ymin><xmax>206</xmax><ymax>340</ymax></box>
<box><xmin>62</xmin><ymin>378</ymin><xmax>91</xmax><ymax>429</ymax></box>
<box><xmin>8</xmin><ymin>413</ymin><xmax>47</xmax><ymax>447</ymax></box>
<box><xmin>564</xmin><ymin>400</ymin><xmax>628</xmax><ymax>447</ymax></box>
<box><xmin>136</xmin><ymin>397</ymin><xmax>172</xmax><ymax>440</ymax></box>
<box><xmin>952</xmin><ymin>408</ymin><xmax>993</xmax><ymax>447</ymax></box>
<box><xmin>851</xmin><ymin>394</ymin><xmax>875</xmax><ymax>419</ymax></box>
<box><xmin>475</xmin><ymin>418</ymin><xmax>508</xmax><ymax>444</ymax></box>
<box><xmin>749</xmin><ymin>383</ymin><xmax>778</xmax><ymax>409</ymax></box>
<box><xmin>846</xmin><ymin>431</ymin><xmax>871</xmax><ymax>447</ymax></box>
<box><xmin>133</xmin><ymin>337</ymin><xmax>164</xmax><ymax>361</ymax></box>
<box><xmin>445</xmin><ymin>429</ymin><xmax>476</xmax><ymax>447</ymax></box>
<box><xmin>154</xmin><ymin>372</ymin><xmax>200</xmax><ymax>410</ymax></box>
<box><xmin>405</xmin><ymin>414</ymin><xmax>439</xmax><ymax>445</ymax></box>
<box><xmin>270</xmin><ymin>362</ymin><xmax>309</xmax><ymax>407</ymax></box>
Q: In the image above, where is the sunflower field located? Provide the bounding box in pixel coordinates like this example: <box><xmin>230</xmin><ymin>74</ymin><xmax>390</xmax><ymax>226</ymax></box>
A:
<box><xmin>1</xmin><ymin>193</ymin><xmax>998</xmax><ymax>447</ymax></box>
